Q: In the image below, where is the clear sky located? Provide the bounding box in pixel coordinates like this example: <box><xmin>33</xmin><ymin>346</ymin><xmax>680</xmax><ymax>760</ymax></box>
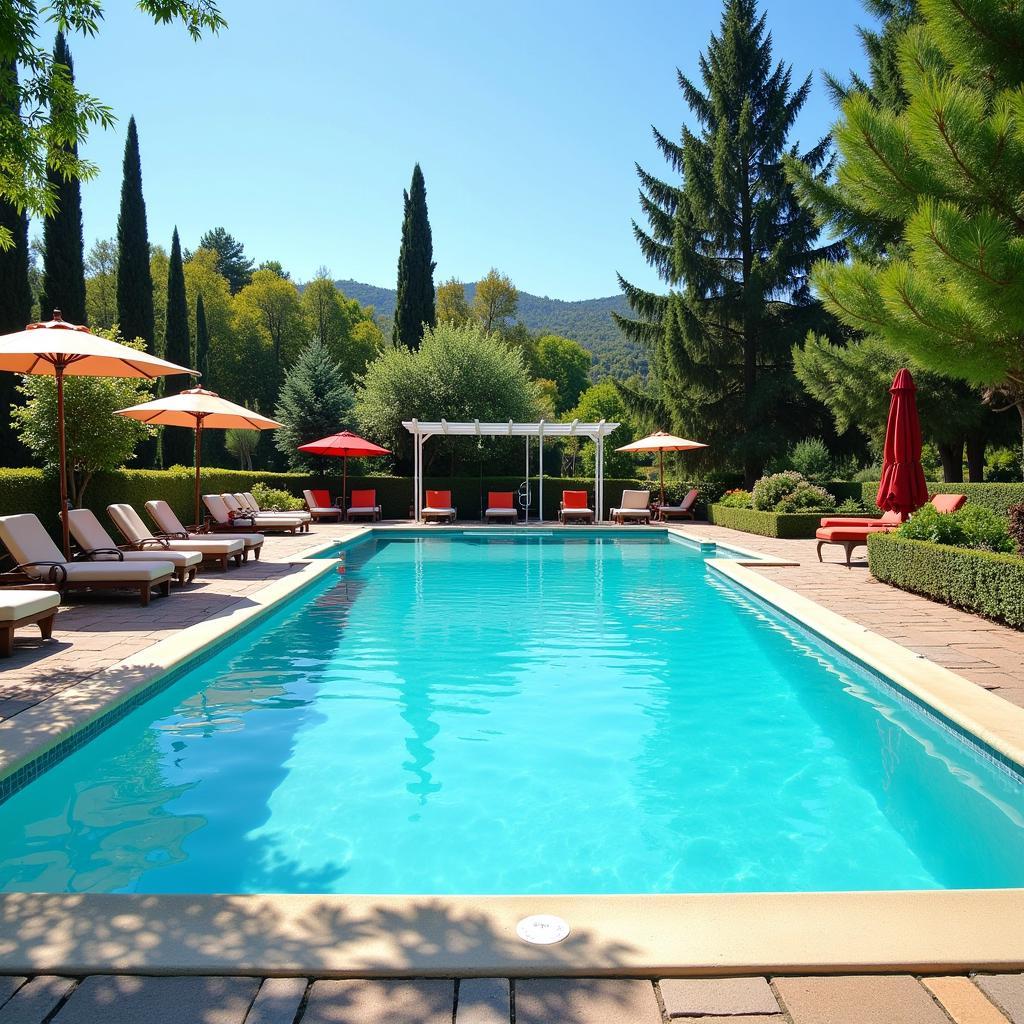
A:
<box><xmin>63</xmin><ymin>0</ymin><xmax>874</xmax><ymax>300</ymax></box>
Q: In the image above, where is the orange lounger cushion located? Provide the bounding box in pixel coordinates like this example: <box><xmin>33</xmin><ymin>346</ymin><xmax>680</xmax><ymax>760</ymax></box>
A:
<box><xmin>488</xmin><ymin>492</ymin><xmax>514</xmax><ymax>509</ymax></box>
<box><xmin>931</xmin><ymin>493</ymin><xmax>966</xmax><ymax>513</ymax></box>
<box><xmin>309</xmin><ymin>489</ymin><xmax>332</xmax><ymax>507</ymax></box>
<box><xmin>562</xmin><ymin>491</ymin><xmax>589</xmax><ymax>509</ymax></box>
<box><xmin>425</xmin><ymin>490</ymin><xmax>452</xmax><ymax>509</ymax></box>
<box><xmin>819</xmin><ymin>511</ymin><xmax>902</xmax><ymax>528</ymax></box>
<box><xmin>349</xmin><ymin>489</ymin><xmax>377</xmax><ymax>507</ymax></box>
<box><xmin>816</xmin><ymin>526</ymin><xmax>872</xmax><ymax>543</ymax></box>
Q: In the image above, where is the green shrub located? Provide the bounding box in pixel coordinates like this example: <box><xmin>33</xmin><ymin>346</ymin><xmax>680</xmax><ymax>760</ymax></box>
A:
<box><xmin>837</xmin><ymin>496</ymin><xmax>869</xmax><ymax>515</ymax></box>
<box><xmin>1010</xmin><ymin>503</ymin><xmax>1024</xmax><ymax>556</ymax></box>
<box><xmin>776</xmin><ymin>484</ymin><xmax>836</xmax><ymax>513</ymax></box>
<box><xmin>897</xmin><ymin>503</ymin><xmax>1014</xmax><ymax>553</ymax></box>
<box><xmin>868</xmin><ymin>533</ymin><xmax>1024</xmax><ymax>630</ymax></box>
<box><xmin>752</xmin><ymin>471</ymin><xmax>805</xmax><ymax>510</ymax></box>
<box><xmin>788</xmin><ymin>437</ymin><xmax>833</xmax><ymax>483</ymax></box>
<box><xmin>985</xmin><ymin>447</ymin><xmax>1022</xmax><ymax>483</ymax></box>
<box><xmin>709</xmin><ymin>504</ymin><xmax>823</xmax><ymax>538</ymax></box>
<box><xmin>250</xmin><ymin>482</ymin><xmax>305</xmax><ymax>512</ymax></box>
<box><xmin>857</xmin><ymin>481</ymin><xmax>1024</xmax><ymax>518</ymax></box>
<box><xmin>718</xmin><ymin>488</ymin><xmax>753</xmax><ymax>508</ymax></box>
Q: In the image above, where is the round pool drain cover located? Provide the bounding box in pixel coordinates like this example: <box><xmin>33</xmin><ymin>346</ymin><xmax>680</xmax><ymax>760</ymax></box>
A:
<box><xmin>516</xmin><ymin>914</ymin><xmax>570</xmax><ymax>945</ymax></box>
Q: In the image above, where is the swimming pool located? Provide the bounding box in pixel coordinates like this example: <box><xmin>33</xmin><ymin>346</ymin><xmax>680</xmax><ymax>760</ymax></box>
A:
<box><xmin>0</xmin><ymin>532</ymin><xmax>1022</xmax><ymax>895</ymax></box>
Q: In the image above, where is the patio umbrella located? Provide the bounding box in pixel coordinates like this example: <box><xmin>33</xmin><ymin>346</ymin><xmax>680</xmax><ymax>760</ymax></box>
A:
<box><xmin>297</xmin><ymin>430</ymin><xmax>391</xmax><ymax>510</ymax></box>
<box><xmin>876</xmin><ymin>368</ymin><xmax>928</xmax><ymax>520</ymax></box>
<box><xmin>0</xmin><ymin>310</ymin><xmax>195</xmax><ymax>557</ymax></box>
<box><xmin>616</xmin><ymin>431</ymin><xmax>708</xmax><ymax>507</ymax></box>
<box><xmin>115</xmin><ymin>386</ymin><xmax>282</xmax><ymax>528</ymax></box>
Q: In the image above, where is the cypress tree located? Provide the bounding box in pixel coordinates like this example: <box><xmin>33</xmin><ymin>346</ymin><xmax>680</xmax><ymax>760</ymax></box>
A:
<box><xmin>0</xmin><ymin>60</ymin><xmax>33</xmax><ymax>464</ymax></box>
<box><xmin>116</xmin><ymin>117</ymin><xmax>155</xmax><ymax>350</ymax></box>
<box><xmin>161</xmin><ymin>228</ymin><xmax>192</xmax><ymax>467</ymax></box>
<box><xmin>392</xmin><ymin>164</ymin><xmax>436</xmax><ymax>349</ymax></box>
<box><xmin>39</xmin><ymin>32</ymin><xmax>86</xmax><ymax>324</ymax></box>
<box><xmin>615</xmin><ymin>0</ymin><xmax>840</xmax><ymax>485</ymax></box>
<box><xmin>195</xmin><ymin>292</ymin><xmax>210</xmax><ymax>382</ymax></box>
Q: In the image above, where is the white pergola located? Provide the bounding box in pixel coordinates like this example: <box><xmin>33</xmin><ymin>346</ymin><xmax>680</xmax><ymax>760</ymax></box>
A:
<box><xmin>403</xmin><ymin>419</ymin><xmax>621</xmax><ymax>523</ymax></box>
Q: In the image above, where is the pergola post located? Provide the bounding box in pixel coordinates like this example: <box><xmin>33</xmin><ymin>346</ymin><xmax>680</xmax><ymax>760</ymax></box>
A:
<box><xmin>538</xmin><ymin>420</ymin><xmax>544</xmax><ymax>523</ymax></box>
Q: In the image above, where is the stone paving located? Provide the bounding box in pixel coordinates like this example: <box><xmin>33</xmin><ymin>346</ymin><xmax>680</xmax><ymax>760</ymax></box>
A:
<box><xmin>0</xmin><ymin>972</ymin><xmax>1022</xmax><ymax>1022</ymax></box>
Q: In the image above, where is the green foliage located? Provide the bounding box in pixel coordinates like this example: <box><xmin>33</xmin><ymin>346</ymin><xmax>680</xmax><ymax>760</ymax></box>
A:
<box><xmin>392</xmin><ymin>164</ymin><xmax>435</xmax><ymax>349</ymax></box>
<box><xmin>356</xmin><ymin>320</ymin><xmax>540</xmax><ymax>470</ymax></box>
<box><xmin>718</xmin><ymin>488</ymin><xmax>753</xmax><ymax>508</ymax></box>
<box><xmin>776</xmin><ymin>484</ymin><xmax>837</xmax><ymax>513</ymax></box>
<box><xmin>224</xmin><ymin>428</ymin><xmax>258</xmax><ymax>470</ymax></box>
<box><xmin>752</xmin><ymin>471</ymin><xmax>806</xmax><ymax>511</ymax></box>
<box><xmin>194</xmin><ymin>292</ymin><xmax>210</xmax><ymax>382</ymax></box>
<box><xmin>197</xmin><ymin>227</ymin><xmax>253</xmax><ymax>294</ymax></box>
<box><xmin>787</xmin><ymin>437</ymin><xmax>833</xmax><ymax>484</ymax></box>
<box><xmin>897</xmin><ymin>503</ymin><xmax>1013</xmax><ymax>553</ymax></box>
<box><xmin>709</xmin><ymin>504</ymin><xmax>825</xmax><ymax>538</ymax></box>
<box><xmin>234</xmin><ymin>267</ymin><xmax>304</xmax><ymax>384</ymax></box>
<box><xmin>837</xmin><ymin>496</ymin><xmax>869</xmax><ymax>515</ymax></box>
<box><xmin>250</xmin><ymin>481</ymin><xmax>304</xmax><ymax>512</ymax></box>
<box><xmin>532</xmin><ymin>334</ymin><xmax>591</xmax><ymax>413</ymax></box>
<box><xmin>472</xmin><ymin>269</ymin><xmax>518</xmax><ymax>333</ymax></box>
<box><xmin>161</xmin><ymin>227</ymin><xmax>193</xmax><ymax>467</ymax></box>
<box><xmin>868</xmin><ymin>533</ymin><xmax>1024</xmax><ymax>629</ymax></box>
<box><xmin>616</xmin><ymin>0</ymin><xmax>841</xmax><ymax>483</ymax></box>
<box><xmin>10</xmin><ymin>329</ymin><xmax>154</xmax><ymax>504</ymax></box>
<box><xmin>300</xmin><ymin>274</ymin><xmax>380</xmax><ymax>380</ymax></box>
<box><xmin>116</xmin><ymin>117</ymin><xmax>155</xmax><ymax>352</ymax></box>
<box><xmin>274</xmin><ymin>339</ymin><xmax>354</xmax><ymax>472</ymax></box>
<box><xmin>436</xmin><ymin>278</ymin><xmax>471</xmax><ymax>326</ymax></box>
<box><xmin>38</xmin><ymin>32</ymin><xmax>87</xmax><ymax>325</ymax></box>
<box><xmin>1009</xmin><ymin>503</ymin><xmax>1024</xmax><ymax>556</ymax></box>
<box><xmin>855</xmin><ymin>481</ymin><xmax>1024</xmax><ymax>518</ymax></box>
<box><xmin>85</xmin><ymin>237</ymin><xmax>117</xmax><ymax>330</ymax></box>
<box><xmin>986</xmin><ymin>447</ymin><xmax>1023</xmax><ymax>483</ymax></box>
<box><xmin>562</xmin><ymin>379</ymin><xmax>636</xmax><ymax>477</ymax></box>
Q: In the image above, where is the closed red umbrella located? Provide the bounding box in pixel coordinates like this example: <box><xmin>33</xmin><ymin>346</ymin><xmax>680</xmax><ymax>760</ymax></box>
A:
<box><xmin>297</xmin><ymin>430</ymin><xmax>391</xmax><ymax>510</ymax></box>
<box><xmin>876</xmin><ymin>369</ymin><xmax>929</xmax><ymax>520</ymax></box>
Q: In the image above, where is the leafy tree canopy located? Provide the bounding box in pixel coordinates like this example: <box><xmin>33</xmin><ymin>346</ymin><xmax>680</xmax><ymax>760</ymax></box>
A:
<box><xmin>436</xmin><ymin>277</ymin><xmax>471</xmax><ymax>326</ymax></box>
<box><xmin>196</xmin><ymin>226</ymin><xmax>253</xmax><ymax>293</ymax></box>
<box><xmin>473</xmin><ymin>268</ymin><xmax>518</xmax><ymax>332</ymax></box>
<box><xmin>532</xmin><ymin>334</ymin><xmax>591</xmax><ymax>413</ymax></box>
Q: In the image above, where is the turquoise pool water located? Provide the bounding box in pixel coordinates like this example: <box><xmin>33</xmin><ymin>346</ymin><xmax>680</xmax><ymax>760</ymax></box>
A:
<box><xmin>0</xmin><ymin>533</ymin><xmax>1022</xmax><ymax>895</ymax></box>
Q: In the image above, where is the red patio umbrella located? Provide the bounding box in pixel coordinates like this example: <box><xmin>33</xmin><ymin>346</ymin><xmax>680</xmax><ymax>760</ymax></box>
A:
<box><xmin>876</xmin><ymin>368</ymin><xmax>929</xmax><ymax>520</ymax></box>
<box><xmin>297</xmin><ymin>430</ymin><xmax>391</xmax><ymax>510</ymax></box>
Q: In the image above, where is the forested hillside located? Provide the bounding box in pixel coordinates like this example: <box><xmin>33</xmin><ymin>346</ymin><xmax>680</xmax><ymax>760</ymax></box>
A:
<box><xmin>335</xmin><ymin>279</ymin><xmax>647</xmax><ymax>380</ymax></box>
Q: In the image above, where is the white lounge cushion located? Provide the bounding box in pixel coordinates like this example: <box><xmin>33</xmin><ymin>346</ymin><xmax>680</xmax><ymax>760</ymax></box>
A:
<box><xmin>0</xmin><ymin>513</ymin><xmax>65</xmax><ymax>568</ymax></box>
<box><xmin>66</xmin><ymin>508</ymin><xmax>202</xmax><ymax>569</ymax></box>
<box><xmin>312</xmin><ymin>506</ymin><xmax>341</xmax><ymax>514</ymax></box>
<box><xmin>145</xmin><ymin>501</ymin><xmax>248</xmax><ymax>553</ymax></box>
<box><xmin>422</xmin><ymin>507</ymin><xmax>456</xmax><ymax>515</ymax></box>
<box><xmin>485</xmin><ymin>508</ymin><xmax>518</xmax><ymax>516</ymax></box>
<box><xmin>162</xmin><ymin>538</ymin><xmax>244</xmax><ymax>556</ymax></box>
<box><xmin>347</xmin><ymin>506</ymin><xmax>379</xmax><ymax>514</ymax></box>
<box><xmin>561</xmin><ymin>507</ymin><xmax>594</xmax><ymax>515</ymax></box>
<box><xmin>0</xmin><ymin>589</ymin><xmax>60</xmax><ymax>621</ymax></box>
<box><xmin>222</xmin><ymin>494</ymin><xmax>304</xmax><ymax>526</ymax></box>
<box><xmin>62</xmin><ymin>561</ymin><xmax>173</xmax><ymax>582</ymax></box>
<box><xmin>612</xmin><ymin>507</ymin><xmax>652</xmax><ymax>517</ymax></box>
<box><xmin>235</xmin><ymin>494</ymin><xmax>310</xmax><ymax>521</ymax></box>
<box><xmin>618</xmin><ymin>489</ymin><xmax>651</xmax><ymax>511</ymax></box>
<box><xmin>107</xmin><ymin>503</ymin><xmax>156</xmax><ymax>546</ymax></box>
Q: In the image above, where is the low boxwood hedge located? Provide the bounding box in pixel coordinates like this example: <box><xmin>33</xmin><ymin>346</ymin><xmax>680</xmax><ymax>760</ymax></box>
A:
<box><xmin>708</xmin><ymin>504</ymin><xmax>824</xmax><ymax>538</ymax></box>
<box><xmin>859</xmin><ymin>481</ymin><xmax>1024</xmax><ymax>518</ymax></box>
<box><xmin>868</xmin><ymin>532</ymin><xmax>1024</xmax><ymax>629</ymax></box>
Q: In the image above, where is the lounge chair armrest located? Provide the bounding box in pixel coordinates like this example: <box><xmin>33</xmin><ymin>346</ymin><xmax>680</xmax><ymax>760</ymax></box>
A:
<box><xmin>154</xmin><ymin>530</ymin><xmax>189</xmax><ymax>541</ymax></box>
<box><xmin>76</xmin><ymin>547</ymin><xmax>125</xmax><ymax>561</ymax></box>
<box><xmin>135</xmin><ymin>537</ymin><xmax>171</xmax><ymax>550</ymax></box>
<box><xmin>8</xmin><ymin>561</ymin><xmax>68</xmax><ymax>587</ymax></box>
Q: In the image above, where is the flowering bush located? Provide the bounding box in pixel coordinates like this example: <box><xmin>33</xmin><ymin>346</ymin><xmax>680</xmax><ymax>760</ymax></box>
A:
<box><xmin>718</xmin><ymin>488</ymin><xmax>753</xmax><ymax>508</ymax></box>
<box><xmin>776</xmin><ymin>484</ymin><xmax>837</xmax><ymax>513</ymax></box>
<box><xmin>752</xmin><ymin>471</ymin><xmax>805</xmax><ymax>510</ymax></box>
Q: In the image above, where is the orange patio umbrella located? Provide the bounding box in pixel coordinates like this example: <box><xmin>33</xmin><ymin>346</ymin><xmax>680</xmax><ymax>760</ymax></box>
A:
<box><xmin>616</xmin><ymin>430</ymin><xmax>708</xmax><ymax>507</ymax></box>
<box><xmin>0</xmin><ymin>310</ymin><xmax>195</xmax><ymax>557</ymax></box>
<box><xmin>116</xmin><ymin>386</ymin><xmax>281</xmax><ymax>528</ymax></box>
<box><xmin>297</xmin><ymin>430</ymin><xmax>391</xmax><ymax>510</ymax></box>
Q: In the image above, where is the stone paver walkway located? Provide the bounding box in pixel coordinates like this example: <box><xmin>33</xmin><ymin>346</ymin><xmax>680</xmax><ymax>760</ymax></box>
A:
<box><xmin>0</xmin><ymin>972</ymin><xmax>1021</xmax><ymax>1022</ymax></box>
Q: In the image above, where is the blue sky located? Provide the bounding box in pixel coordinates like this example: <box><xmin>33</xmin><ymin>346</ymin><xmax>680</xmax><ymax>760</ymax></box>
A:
<box><xmin>64</xmin><ymin>0</ymin><xmax>874</xmax><ymax>300</ymax></box>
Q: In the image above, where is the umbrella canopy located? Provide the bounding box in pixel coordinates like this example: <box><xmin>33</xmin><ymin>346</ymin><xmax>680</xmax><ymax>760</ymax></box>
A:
<box><xmin>0</xmin><ymin>311</ymin><xmax>195</xmax><ymax>556</ymax></box>
<box><xmin>876</xmin><ymin>369</ymin><xmax>929</xmax><ymax>519</ymax></box>
<box><xmin>116</xmin><ymin>387</ymin><xmax>281</xmax><ymax>527</ymax></box>
<box><xmin>616</xmin><ymin>431</ymin><xmax>708</xmax><ymax>507</ymax></box>
<box><xmin>297</xmin><ymin>431</ymin><xmax>391</xmax><ymax>509</ymax></box>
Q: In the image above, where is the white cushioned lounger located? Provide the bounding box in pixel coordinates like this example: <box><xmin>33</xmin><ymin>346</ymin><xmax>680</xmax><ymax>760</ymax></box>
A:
<box><xmin>110</xmin><ymin>503</ymin><xmax>245</xmax><ymax>572</ymax></box>
<box><xmin>209</xmin><ymin>494</ymin><xmax>307</xmax><ymax>534</ymax></box>
<box><xmin>0</xmin><ymin>588</ymin><xmax>60</xmax><ymax>656</ymax></box>
<box><xmin>611</xmin><ymin>489</ymin><xmax>652</xmax><ymax>523</ymax></box>
<box><xmin>237</xmin><ymin>493</ymin><xmax>311</xmax><ymax>523</ymax></box>
<box><xmin>145</xmin><ymin>500</ymin><xmax>261</xmax><ymax>563</ymax></box>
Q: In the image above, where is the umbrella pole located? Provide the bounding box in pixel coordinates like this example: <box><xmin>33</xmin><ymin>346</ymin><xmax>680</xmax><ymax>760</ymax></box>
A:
<box><xmin>56</xmin><ymin>364</ymin><xmax>71</xmax><ymax>558</ymax></box>
<box><xmin>659</xmin><ymin>449</ymin><xmax>665</xmax><ymax>509</ymax></box>
<box><xmin>342</xmin><ymin>456</ymin><xmax>348</xmax><ymax>517</ymax></box>
<box><xmin>193</xmin><ymin>417</ymin><xmax>203</xmax><ymax>529</ymax></box>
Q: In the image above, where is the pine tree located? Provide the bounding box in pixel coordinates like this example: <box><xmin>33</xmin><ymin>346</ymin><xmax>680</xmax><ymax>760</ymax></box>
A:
<box><xmin>274</xmin><ymin>339</ymin><xmax>355</xmax><ymax>471</ymax></box>
<box><xmin>39</xmin><ymin>32</ymin><xmax>86</xmax><ymax>324</ymax></box>
<box><xmin>392</xmin><ymin>164</ymin><xmax>436</xmax><ymax>349</ymax></box>
<box><xmin>616</xmin><ymin>0</ymin><xmax>840</xmax><ymax>484</ymax></box>
<box><xmin>197</xmin><ymin>227</ymin><xmax>253</xmax><ymax>294</ymax></box>
<box><xmin>0</xmin><ymin>62</ymin><xmax>33</xmax><ymax>465</ymax></box>
<box><xmin>161</xmin><ymin>228</ymin><xmax>192</xmax><ymax>467</ymax></box>
<box><xmin>116</xmin><ymin>117</ymin><xmax>155</xmax><ymax>349</ymax></box>
<box><xmin>808</xmin><ymin>0</ymin><xmax>1024</xmax><ymax>470</ymax></box>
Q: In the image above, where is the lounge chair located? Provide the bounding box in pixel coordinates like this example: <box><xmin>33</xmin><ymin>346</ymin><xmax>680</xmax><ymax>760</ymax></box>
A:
<box><xmin>300</xmin><ymin>489</ymin><xmax>341</xmax><ymax>522</ymax></box>
<box><xmin>422</xmin><ymin>490</ymin><xmax>456</xmax><ymax>524</ymax></box>
<box><xmin>930</xmin><ymin>493</ymin><xmax>967</xmax><ymax>513</ymax></box>
<box><xmin>656</xmin><ymin>489</ymin><xmax>699</xmax><ymax>521</ymax></box>
<box><xmin>236</xmin><ymin>492</ymin><xmax>312</xmax><ymax>524</ymax></box>
<box><xmin>820</xmin><ymin>509</ymin><xmax>904</xmax><ymax>528</ymax></box>
<box><xmin>0</xmin><ymin>588</ymin><xmax>60</xmax><ymax>656</ymax></box>
<box><xmin>205</xmin><ymin>494</ymin><xmax>306</xmax><ymax>535</ymax></box>
<box><xmin>145</xmin><ymin>500</ymin><xmax>262</xmax><ymax>564</ymax></box>
<box><xmin>611</xmin><ymin>489</ymin><xmax>652</xmax><ymax>524</ymax></box>
<box><xmin>559</xmin><ymin>491</ymin><xmax>594</xmax><ymax>524</ymax></box>
<box><xmin>111</xmin><ymin>502</ymin><xmax>245</xmax><ymax>571</ymax></box>
<box><xmin>68</xmin><ymin>508</ymin><xmax>201</xmax><ymax>586</ymax></box>
<box><xmin>220</xmin><ymin>493</ymin><xmax>309</xmax><ymax>533</ymax></box>
<box><xmin>484</xmin><ymin>492</ymin><xmax>518</xmax><ymax>523</ymax></box>
<box><xmin>346</xmin><ymin>489</ymin><xmax>382</xmax><ymax>522</ymax></box>
<box><xmin>815</xmin><ymin>523</ymin><xmax>897</xmax><ymax>568</ymax></box>
<box><xmin>0</xmin><ymin>513</ymin><xmax>174</xmax><ymax>606</ymax></box>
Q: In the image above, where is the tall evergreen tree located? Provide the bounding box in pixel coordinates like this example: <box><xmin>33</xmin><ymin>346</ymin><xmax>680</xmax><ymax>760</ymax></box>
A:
<box><xmin>116</xmin><ymin>117</ymin><xmax>155</xmax><ymax>349</ymax></box>
<box><xmin>392</xmin><ymin>164</ymin><xmax>436</xmax><ymax>349</ymax></box>
<box><xmin>161</xmin><ymin>228</ymin><xmax>192</xmax><ymax>467</ymax></box>
<box><xmin>197</xmin><ymin>227</ymin><xmax>253</xmax><ymax>294</ymax></box>
<box><xmin>39</xmin><ymin>32</ymin><xmax>86</xmax><ymax>324</ymax></box>
<box><xmin>616</xmin><ymin>0</ymin><xmax>840</xmax><ymax>484</ymax></box>
<box><xmin>195</xmin><ymin>292</ymin><xmax>210</xmax><ymax>383</ymax></box>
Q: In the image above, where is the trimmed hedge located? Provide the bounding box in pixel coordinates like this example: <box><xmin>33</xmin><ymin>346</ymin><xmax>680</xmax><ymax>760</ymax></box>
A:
<box><xmin>868</xmin><ymin>532</ymin><xmax>1024</xmax><ymax>630</ymax></box>
<box><xmin>708</xmin><ymin>504</ymin><xmax>824</xmax><ymax>538</ymax></box>
<box><xmin>859</xmin><ymin>481</ymin><xmax>1024</xmax><ymax>517</ymax></box>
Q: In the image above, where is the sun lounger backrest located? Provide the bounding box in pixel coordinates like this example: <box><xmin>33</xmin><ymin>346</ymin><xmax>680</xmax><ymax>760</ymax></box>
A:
<box><xmin>562</xmin><ymin>490</ymin><xmax>589</xmax><ymax>509</ymax></box>
<box><xmin>145</xmin><ymin>500</ymin><xmax>187</xmax><ymax>535</ymax></box>
<box><xmin>67</xmin><ymin>508</ymin><xmax>117</xmax><ymax>552</ymax></box>
<box><xmin>222</xmin><ymin>493</ymin><xmax>244</xmax><ymax>513</ymax></box>
<box><xmin>233</xmin><ymin>493</ymin><xmax>252</xmax><ymax>510</ymax></box>
<box><xmin>426</xmin><ymin>490</ymin><xmax>452</xmax><ymax>508</ymax></box>
<box><xmin>619</xmin><ymin>489</ymin><xmax>650</xmax><ymax>510</ymax></box>
<box><xmin>108</xmin><ymin>503</ymin><xmax>154</xmax><ymax>544</ymax></box>
<box><xmin>931</xmin><ymin>493</ymin><xmax>966</xmax><ymax>514</ymax></box>
<box><xmin>0</xmin><ymin>513</ymin><xmax>65</xmax><ymax>568</ymax></box>
<box><xmin>879</xmin><ymin>510</ymin><xmax>902</xmax><ymax>525</ymax></box>
<box><xmin>310</xmin><ymin>489</ymin><xmax>332</xmax><ymax>507</ymax></box>
<box><xmin>488</xmin><ymin>492</ymin><xmax>514</xmax><ymax>509</ymax></box>
<box><xmin>203</xmin><ymin>495</ymin><xmax>231</xmax><ymax>524</ymax></box>
<box><xmin>349</xmin><ymin>489</ymin><xmax>375</xmax><ymax>507</ymax></box>
<box><xmin>680</xmin><ymin>488</ymin><xmax>699</xmax><ymax>510</ymax></box>
<box><xmin>242</xmin><ymin>492</ymin><xmax>260</xmax><ymax>510</ymax></box>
